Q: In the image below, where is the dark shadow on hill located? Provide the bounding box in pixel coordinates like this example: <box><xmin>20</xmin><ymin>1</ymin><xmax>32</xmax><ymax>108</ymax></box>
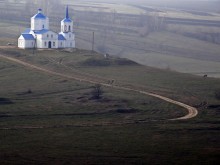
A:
<box><xmin>0</xmin><ymin>108</ymin><xmax>140</xmax><ymax>118</ymax></box>
<box><xmin>0</xmin><ymin>98</ymin><xmax>13</xmax><ymax>105</ymax></box>
<box><xmin>208</xmin><ymin>104</ymin><xmax>220</xmax><ymax>110</ymax></box>
<box><xmin>80</xmin><ymin>57</ymin><xmax>139</xmax><ymax>67</ymax></box>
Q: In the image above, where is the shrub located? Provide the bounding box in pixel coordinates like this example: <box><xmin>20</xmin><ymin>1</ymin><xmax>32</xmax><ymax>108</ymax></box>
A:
<box><xmin>81</xmin><ymin>58</ymin><xmax>111</xmax><ymax>66</ymax></box>
<box><xmin>91</xmin><ymin>84</ymin><xmax>103</xmax><ymax>100</ymax></box>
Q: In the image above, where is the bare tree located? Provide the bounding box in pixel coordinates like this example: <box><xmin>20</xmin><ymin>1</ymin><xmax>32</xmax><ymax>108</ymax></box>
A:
<box><xmin>91</xmin><ymin>84</ymin><xmax>103</xmax><ymax>100</ymax></box>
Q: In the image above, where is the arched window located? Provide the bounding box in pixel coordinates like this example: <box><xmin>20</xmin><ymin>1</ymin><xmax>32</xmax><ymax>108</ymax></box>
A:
<box><xmin>64</xmin><ymin>25</ymin><xmax>67</xmax><ymax>31</ymax></box>
<box><xmin>42</xmin><ymin>24</ymin><xmax>44</xmax><ymax>29</ymax></box>
<box><xmin>69</xmin><ymin>25</ymin><xmax>71</xmax><ymax>31</ymax></box>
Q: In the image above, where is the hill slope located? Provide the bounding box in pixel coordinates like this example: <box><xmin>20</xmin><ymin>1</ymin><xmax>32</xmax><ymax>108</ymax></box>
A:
<box><xmin>0</xmin><ymin>48</ymin><xmax>220</xmax><ymax>165</ymax></box>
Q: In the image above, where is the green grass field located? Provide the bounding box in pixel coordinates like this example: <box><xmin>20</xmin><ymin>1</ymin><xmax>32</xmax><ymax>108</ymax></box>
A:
<box><xmin>0</xmin><ymin>48</ymin><xmax>220</xmax><ymax>164</ymax></box>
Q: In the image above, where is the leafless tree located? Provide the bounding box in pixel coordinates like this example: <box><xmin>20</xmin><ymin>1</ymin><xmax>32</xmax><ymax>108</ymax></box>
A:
<box><xmin>91</xmin><ymin>84</ymin><xmax>103</xmax><ymax>100</ymax></box>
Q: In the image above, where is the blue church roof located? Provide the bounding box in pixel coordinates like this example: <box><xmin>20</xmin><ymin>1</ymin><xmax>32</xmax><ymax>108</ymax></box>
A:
<box><xmin>32</xmin><ymin>13</ymin><xmax>46</xmax><ymax>19</ymax></box>
<box><xmin>62</xmin><ymin>6</ymin><xmax>72</xmax><ymax>23</ymax></box>
<box><xmin>21</xmin><ymin>34</ymin><xmax>35</xmax><ymax>40</ymax></box>
<box><xmin>58</xmin><ymin>34</ymin><xmax>66</xmax><ymax>40</ymax></box>
<box><xmin>32</xmin><ymin>9</ymin><xmax>47</xmax><ymax>19</ymax></box>
<box><xmin>62</xmin><ymin>18</ymin><xmax>72</xmax><ymax>23</ymax></box>
<box><xmin>34</xmin><ymin>29</ymin><xmax>49</xmax><ymax>34</ymax></box>
<box><xmin>22</xmin><ymin>28</ymin><xmax>50</xmax><ymax>35</ymax></box>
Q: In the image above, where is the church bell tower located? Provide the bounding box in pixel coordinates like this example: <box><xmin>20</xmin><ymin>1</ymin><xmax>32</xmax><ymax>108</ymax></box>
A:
<box><xmin>60</xmin><ymin>6</ymin><xmax>75</xmax><ymax>48</ymax></box>
<box><xmin>61</xmin><ymin>6</ymin><xmax>73</xmax><ymax>33</ymax></box>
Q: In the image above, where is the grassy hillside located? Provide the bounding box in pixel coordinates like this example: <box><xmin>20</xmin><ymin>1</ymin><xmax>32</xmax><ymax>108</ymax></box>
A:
<box><xmin>1</xmin><ymin>49</ymin><xmax>220</xmax><ymax>164</ymax></box>
<box><xmin>1</xmin><ymin>48</ymin><xmax>220</xmax><ymax>106</ymax></box>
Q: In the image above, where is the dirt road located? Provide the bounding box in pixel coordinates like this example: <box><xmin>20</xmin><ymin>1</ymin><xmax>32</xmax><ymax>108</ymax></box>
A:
<box><xmin>0</xmin><ymin>54</ymin><xmax>198</xmax><ymax>121</ymax></box>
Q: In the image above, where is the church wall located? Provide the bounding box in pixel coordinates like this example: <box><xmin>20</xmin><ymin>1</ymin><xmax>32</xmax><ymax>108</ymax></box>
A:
<box><xmin>62</xmin><ymin>32</ymin><xmax>74</xmax><ymax>40</ymax></box>
<box><xmin>61</xmin><ymin>32</ymin><xmax>75</xmax><ymax>48</ymax></box>
<box><xmin>36</xmin><ymin>33</ymin><xmax>58</xmax><ymax>49</ymax></box>
<box><xmin>18</xmin><ymin>38</ymin><xmax>35</xmax><ymax>49</ymax></box>
<box><xmin>65</xmin><ymin>40</ymin><xmax>75</xmax><ymax>48</ymax></box>
<box><xmin>18</xmin><ymin>39</ymin><xmax>25</xmax><ymax>49</ymax></box>
<box><xmin>31</xmin><ymin>18</ymin><xmax>49</xmax><ymax>31</ymax></box>
<box><xmin>41</xmin><ymin>31</ymin><xmax>58</xmax><ymax>40</ymax></box>
<box><xmin>36</xmin><ymin>37</ymin><xmax>42</xmax><ymax>48</ymax></box>
<box><xmin>25</xmin><ymin>40</ymin><xmax>35</xmax><ymax>48</ymax></box>
<box><xmin>58</xmin><ymin>41</ymin><xmax>65</xmax><ymax>48</ymax></box>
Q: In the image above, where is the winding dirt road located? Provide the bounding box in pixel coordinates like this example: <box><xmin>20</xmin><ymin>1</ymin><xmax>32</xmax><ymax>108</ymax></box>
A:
<box><xmin>0</xmin><ymin>54</ymin><xmax>198</xmax><ymax>121</ymax></box>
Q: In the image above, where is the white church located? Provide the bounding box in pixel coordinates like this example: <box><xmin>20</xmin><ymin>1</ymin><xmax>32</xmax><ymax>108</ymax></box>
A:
<box><xmin>18</xmin><ymin>6</ymin><xmax>75</xmax><ymax>49</ymax></box>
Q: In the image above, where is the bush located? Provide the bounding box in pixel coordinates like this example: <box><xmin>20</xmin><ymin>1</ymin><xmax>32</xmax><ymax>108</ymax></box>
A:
<box><xmin>91</xmin><ymin>84</ymin><xmax>103</xmax><ymax>100</ymax></box>
<box><xmin>81</xmin><ymin>58</ymin><xmax>111</xmax><ymax>66</ymax></box>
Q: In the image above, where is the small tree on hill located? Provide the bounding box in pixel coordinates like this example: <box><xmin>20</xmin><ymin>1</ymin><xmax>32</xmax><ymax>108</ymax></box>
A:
<box><xmin>91</xmin><ymin>84</ymin><xmax>103</xmax><ymax>100</ymax></box>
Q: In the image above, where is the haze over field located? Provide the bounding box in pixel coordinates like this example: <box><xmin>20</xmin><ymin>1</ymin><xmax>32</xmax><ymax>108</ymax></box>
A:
<box><xmin>1</xmin><ymin>0</ymin><xmax>220</xmax><ymax>77</ymax></box>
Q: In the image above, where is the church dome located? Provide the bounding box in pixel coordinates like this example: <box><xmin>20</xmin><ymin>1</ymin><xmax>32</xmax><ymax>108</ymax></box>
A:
<box><xmin>32</xmin><ymin>9</ymin><xmax>47</xmax><ymax>19</ymax></box>
<box><xmin>62</xmin><ymin>18</ymin><xmax>72</xmax><ymax>23</ymax></box>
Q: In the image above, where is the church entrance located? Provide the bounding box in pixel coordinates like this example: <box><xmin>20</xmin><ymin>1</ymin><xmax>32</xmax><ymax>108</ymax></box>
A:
<box><xmin>48</xmin><ymin>41</ymin><xmax>52</xmax><ymax>48</ymax></box>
